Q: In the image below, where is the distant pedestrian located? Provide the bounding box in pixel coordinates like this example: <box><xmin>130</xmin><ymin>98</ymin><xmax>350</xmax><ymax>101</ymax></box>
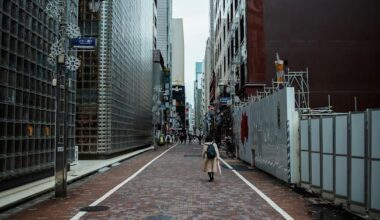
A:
<box><xmin>165</xmin><ymin>134</ymin><xmax>172</xmax><ymax>145</ymax></box>
<box><xmin>197</xmin><ymin>135</ymin><xmax>202</xmax><ymax>145</ymax></box>
<box><xmin>202</xmin><ymin>135</ymin><xmax>220</xmax><ymax>182</ymax></box>
<box><xmin>180</xmin><ymin>132</ymin><xmax>186</xmax><ymax>144</ymax></box>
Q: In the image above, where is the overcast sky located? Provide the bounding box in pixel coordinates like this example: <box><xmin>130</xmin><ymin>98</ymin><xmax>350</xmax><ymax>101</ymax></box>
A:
<box><xmin>173</xmin><ymin>0</ymin><xmax>209</xmax><ymax>107</ymax></box>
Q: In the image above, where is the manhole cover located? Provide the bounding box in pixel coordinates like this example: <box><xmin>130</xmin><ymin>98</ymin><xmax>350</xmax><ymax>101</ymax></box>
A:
<box><xmin>183</xmin><ymin>154</ymin><xmax>202</xmax><ymax>157</ymax></box>
<box><xmin>145</xmin><ymin>215</ymin><xmax>174</xmax><ymax>220</ymax></box>
<box><xmin>80</xmin><ymin>206</ymin><xmax>110</xmax><ymax>212</ymax></box>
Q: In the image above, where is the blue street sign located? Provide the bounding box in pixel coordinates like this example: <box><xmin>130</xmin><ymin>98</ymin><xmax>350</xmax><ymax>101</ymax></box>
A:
<box><xmin>219</xmin><ymin>97</ymin><xmax>231</xmax><ymax>105</ymax></box>
<box><xmin>72</xmin><ymin>38</ymin><xmax>96</xmax><ymax>49</ymax></box>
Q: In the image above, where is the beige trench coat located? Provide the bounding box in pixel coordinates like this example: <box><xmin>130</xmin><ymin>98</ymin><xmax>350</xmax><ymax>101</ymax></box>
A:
<box><xmin>202</xmin><ymin>142</ymin><xmax>220</xmax><ymax>173</ymax></box>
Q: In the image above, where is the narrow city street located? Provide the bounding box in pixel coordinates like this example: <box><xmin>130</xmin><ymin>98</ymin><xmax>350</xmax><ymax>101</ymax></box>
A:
<box><xmin>5</xmin><ymin>143</ymin><xmax>313</xmax><ymax>220</ymax></box>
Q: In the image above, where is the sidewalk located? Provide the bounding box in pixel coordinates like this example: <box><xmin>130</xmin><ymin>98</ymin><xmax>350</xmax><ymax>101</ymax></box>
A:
<box><xmin>0</xmin><ymin>146</ymin><xmax>154</xmax><ymax>211</ymax></box>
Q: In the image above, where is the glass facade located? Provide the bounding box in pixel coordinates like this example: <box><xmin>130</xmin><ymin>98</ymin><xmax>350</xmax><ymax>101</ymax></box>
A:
<box><xmin>76</xmin><ymin>0</ymin><xmax>100</xmax><ymax>153</ymax></box>
<box><xmin>0</xmin><ymin>0</ymin><xmax>77</xmax><ymax>184</ymax></box>
<box><xmin>77</xmin><ymin>0</ymin><xmax>153</xmax><ymax>155</ymax></box>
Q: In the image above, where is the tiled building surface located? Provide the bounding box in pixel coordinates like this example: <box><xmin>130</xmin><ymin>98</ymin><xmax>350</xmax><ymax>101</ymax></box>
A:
<box><xmin>76</xmin><ymin>0</ymin><xmax>154</xmax><ymax>156</ymax></box>
<box><xmin>0</xmin><ymin>0</ymin><xmax>77</xmax><ymax>188</ymax></box>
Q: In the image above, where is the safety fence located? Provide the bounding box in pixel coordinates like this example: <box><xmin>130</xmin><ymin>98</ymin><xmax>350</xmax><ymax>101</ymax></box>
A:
<box><xmin>232</xmin><ymin>87</ymin><xmax>380</xmax><ymax>217</ymax></box>
<box><xmin>299</xmin><ymin>109</ymin><xmax>380</xmax><ymax>216</ymax></box>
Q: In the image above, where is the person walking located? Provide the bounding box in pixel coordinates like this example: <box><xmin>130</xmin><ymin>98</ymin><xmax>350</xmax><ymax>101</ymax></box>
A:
<box><xmin>198</xmin><ymin>134</ymin><xmax>203</xmax><ymax>145</ymax></box>
<box><xmin>202</xmin><ymin>135</ymin><xmax>220</xmax><ymax>182</ymax></box>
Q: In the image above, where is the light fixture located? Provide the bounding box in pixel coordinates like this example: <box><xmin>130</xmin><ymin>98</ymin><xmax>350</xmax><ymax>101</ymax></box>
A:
<box><xmin>234</xmin><ymin>96</ymin><xmax>241</xmax><ymax>104</ymax></box>
<box><xmin>226</xmin><ymin>86</ymin><xmax>231</xmax><ymax>94</ymax></box>
<box><xmin>218</xmin><ymin>80</ymin><xmax>227</xmax><ymax>90</ymax></box>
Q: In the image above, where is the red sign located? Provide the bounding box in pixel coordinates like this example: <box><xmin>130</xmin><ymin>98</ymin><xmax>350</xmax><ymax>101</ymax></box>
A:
<box><xmin>240</xmin><ymin>112</ymin><xmax>249</xmax><ymax>145</ymax></box>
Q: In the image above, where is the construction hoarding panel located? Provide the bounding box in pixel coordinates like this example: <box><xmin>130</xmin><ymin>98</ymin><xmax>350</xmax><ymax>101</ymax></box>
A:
<box><xmin>370</xmin><ymin>110</ymin><xmax>380</xmax><ymax>212</ymax></box>
<box><xmin>299</xmin><ymin>110</ymin><xmax>380</xmax><ymax>217</ymax></box>
<box><xmin>233</xmin><ymin>88</ymin><xmax>299</xmax><ymax>183</ymax></box>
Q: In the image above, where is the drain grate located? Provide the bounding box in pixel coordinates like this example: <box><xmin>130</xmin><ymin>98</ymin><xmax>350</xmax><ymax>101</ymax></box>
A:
<box><xmin>221</xmin><ymin>164</ymin><xmax>255</xmax><ymax>171</ymax></box>
<box><xmin>231</xmin><ymin>164</ymin><xmax>255</xmax><ymax>172</ymax></box>
<box><xmin>80</xmin><ymin>206</ymin><xmax>110</xmax><ymax>212</ymax></box>
<box><xmin>145</xmin><ymin>215</ymin><xmax>174</xmax><ymax>220</ymax></box>
<box><xmin>221</xmin><ymin>164</ymin><xmax>229</xmax><ymax>169</ymax></box>
<box><xmin>183</xmin><ymin>155</ymin><xmax>202</xmax><ymax>157</ymax></box>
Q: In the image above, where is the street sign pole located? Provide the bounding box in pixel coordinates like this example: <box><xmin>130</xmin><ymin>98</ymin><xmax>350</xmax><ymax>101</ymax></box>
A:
<box><xmin>47</xmin><ymin>0</ymin><xmax>84</xmax><ymax>198</ymax></box>
<box><xmin>54</xmin><ymin>0</ymin><xmax>68</xmax><ymax>198</ymax></box>
<box><xmin>55</xmin><ymin>58</ymin><xmax>67</xmax><ymax>197</ymax></box>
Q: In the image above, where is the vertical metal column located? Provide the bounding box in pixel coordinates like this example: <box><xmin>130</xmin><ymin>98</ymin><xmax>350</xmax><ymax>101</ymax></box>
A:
<box><xmin>55</xmin><ymin>0</ymin><xmax>68</xmax><ymax>198</ymax></box>
<box><xmin>55</xmin><ymin>67</ymin><xmax>68</xmax><ymax>197</ymax></box>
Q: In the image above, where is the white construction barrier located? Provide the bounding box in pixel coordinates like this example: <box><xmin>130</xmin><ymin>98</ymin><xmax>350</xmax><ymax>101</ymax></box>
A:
<box><xmin>370</xmin><ymin>109</ymin><xmax>380</xmax><ymax>215</ymax></box>
<box><xmin>233</xmin><ymin>88</ymin><xmax>299</xmax><ymax>183</ymax></box>
<box><xmin>232</xmin><ymin>87</ymin><xmax>379</xmax><ymax>217</ymax></box>
<box><xmin>299</xmin><ymin>110</ymin><xmax>380</xmax><ymax>217</ymax></box>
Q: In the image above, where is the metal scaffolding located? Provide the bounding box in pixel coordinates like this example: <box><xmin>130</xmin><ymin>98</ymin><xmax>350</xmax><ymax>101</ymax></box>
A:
<box><xmin>246</xmin><ymin>67</ymin><xmax>311</xmax><ymax>112</ymax></box>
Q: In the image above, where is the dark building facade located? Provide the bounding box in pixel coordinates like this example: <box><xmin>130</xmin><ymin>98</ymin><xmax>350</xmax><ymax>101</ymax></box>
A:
<box><xmin>247</xmin><ymin>0</ymin><xmax>380</xmax><ymax>111</ymax></box>
<box><xmin>212</xmin><ymin>0</ymin><xmax>380</xmax><ymax>112</ymax></box>
<box><xmin>172</xmin><ymin>85</ymin><xmax>186</xmax><ymax>131</ymax></box>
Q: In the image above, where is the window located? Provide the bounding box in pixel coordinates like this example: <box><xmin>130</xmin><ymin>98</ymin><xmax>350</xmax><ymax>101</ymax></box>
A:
<box><xmin>2</xmin><ymin>15</ymin><xmax>10</xmax><ymax>30</ymax></box>
<box><xmin>230</xmin><ymin>2</ymin><xmax>234</xmax><ymax>20</ymax></box>
<box><xmin>11</xmin><ymin>3</ymin><xmax>17</xmax><ymax>17</ymax></box>
<box><xmin>223</xmin><ymin>25</ymin><xmax>225</xmax><ymax>43</ymax></box>
<box><xmin>18</xmin><ymin>9</ymin><xmax>25</xmax><ymax>24</ymax></box>
<box><xmin>1</xmin><ymin>50</ymin><xmax>8</xmax><ymax>66</ymax></box>
<box><xmin>227</xmin><ymin>14</ymin><xmax>230</xmax><ymax>32</ymax></box>
<box><xmin>240</xmin><ymin>63</ymin><xmax>245</xmax><ymax>86</ymax></box>
<box><xmin>2</xmin><ymin>0</ymin><xmax>11</xmax><ymax>13</ymax></box>
<box><xmin>1</xmin><ymin>33</ymin><xmax>9</xmax><ymax>49</ymax></box>
<box><xmin>10</xmin><ymin>37</ymin><xmax>17</xmax><ymax>53</ymax></box>
<box><xmin>240</xmin><ymin>16</ymin><xmax>244</xmax><ymax>43</ymax></box>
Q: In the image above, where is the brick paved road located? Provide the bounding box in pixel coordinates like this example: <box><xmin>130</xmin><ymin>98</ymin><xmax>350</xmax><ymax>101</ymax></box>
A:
<box><xmin>79</xmin><ymin>144</ymin><xmax>284</xmax><ymax>219</ymax></box>
<box><xmin>7</xmin><ymin>143</ymin><xmax>313</xmax><ymax>219</ymax></box>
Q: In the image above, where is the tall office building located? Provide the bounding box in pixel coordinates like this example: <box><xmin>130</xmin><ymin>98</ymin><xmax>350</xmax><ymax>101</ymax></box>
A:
<box><xmin>76</xmin><ymin>0</ymin><xmax>154</xmax><ymax>157</ymax></box>
<box><xmin>203</xmin><ymin>38</ymin><xmax>212</xmax><ymax>115</ymax></box>
<box><xmin>156</xmin><ymin>0</ymin><xmax>173</xmax><ymax>135</ymax></box>
<box><xmin>0</xmin><ymin>0</ymin><xmax>78</xmax><ymax>189</ymax></box>
<box><xmin>171</xmin><ymin>18</ymin><xmax>184</xmax><ymax>87</ymax></box>
<box><xmin>185</xmin><ymin>102</ymin><xmax>194</xmax><ymax>135</ymax></box>
<box><xmin>194</xmin><ymin>62</ymin><xmax>204</xmax><ymax>133</ymax></box>
<box><xmin>171</xmin><ymin>18</ymin><xmax>185</xmax><ymax>130</ymax></box>
<box><xmin>156</xmin><ymin>0</ymin><xmax>172</xmax><ymax>66</ymax></box>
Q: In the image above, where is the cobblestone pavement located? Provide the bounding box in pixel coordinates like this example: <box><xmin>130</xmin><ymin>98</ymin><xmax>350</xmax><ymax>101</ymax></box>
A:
<box><xmin>7</xmin><ymin>146</ymin><xmax>172</xmax><ymax>220</ymax></box>
<box><xmin>6</xmin><ymin>143</ymin><xmax>314</xmax><ymax>219</ymax></box>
